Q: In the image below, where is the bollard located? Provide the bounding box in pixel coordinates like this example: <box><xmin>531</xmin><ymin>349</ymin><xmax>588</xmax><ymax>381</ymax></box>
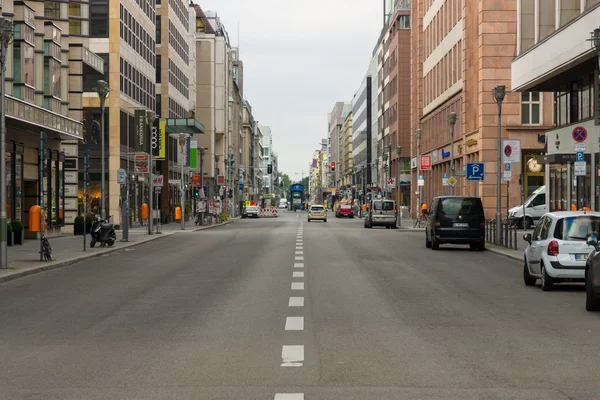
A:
<box><xmin>513</xmin><ymin>224</ymin><xmax>518</xmax><ymax>250</ymax></box>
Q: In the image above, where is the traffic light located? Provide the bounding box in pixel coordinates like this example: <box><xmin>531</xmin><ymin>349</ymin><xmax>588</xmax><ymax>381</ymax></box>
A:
<box><xmin>193</xmin><ymin>187</ymin><xmax>199</xmax><ymax>198</ymax></box>
<box><xmin>331</xmin><ymin>162</ymin><xmax>336</xmax><ymax>171</ymax></box>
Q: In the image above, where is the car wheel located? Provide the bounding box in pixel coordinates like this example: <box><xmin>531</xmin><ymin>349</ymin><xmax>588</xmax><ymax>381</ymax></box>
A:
<box><xmin>324</xmin><ymin>219</ymin><xmax>327</xmax><ymax>223</ymax></box>
<box><xmin>585</xmin><ymin>270</ymin><xmax>600</xmax><ymax>311</ymax></box>
<box><xmin>523</xmin><ymin>259</ymin><xmax>536</xmax><ymax>286</ymax></box>
<box><xmin>540</xmin><ymin>265</ymin><xmax>554</xmax><ymax>291</ymax></box>
<box><xmin>520</xmin><ymin>217</ymin><xmax>533</xmax><ymax>230</ymax></box>
<box><xmin>308</xmin><ymin>219</ymin><xmax>311</xmax><ymax>222</ymax></box>
<box><xmin>425</xmin><ymin>235</ymin><xmax>432</xmax><ymax>248</ymax></box>
<box><xmin>432</xmin><ymin>238</ymin><xmax>440</xmax><ymax>250</ymax></box>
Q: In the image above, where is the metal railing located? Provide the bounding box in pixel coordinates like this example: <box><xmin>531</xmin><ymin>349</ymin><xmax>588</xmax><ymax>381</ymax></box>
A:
<box><xmin>485</xmin><ymin>220</ymin><xmax>518</xmax><ymax>250</ymax></box>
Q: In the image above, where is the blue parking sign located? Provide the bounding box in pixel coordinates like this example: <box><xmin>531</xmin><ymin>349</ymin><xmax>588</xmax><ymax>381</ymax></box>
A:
<box><xmin>466</xmin><ymin>162</ymin><xmax>485</xmax><ymax>181</ymax></box>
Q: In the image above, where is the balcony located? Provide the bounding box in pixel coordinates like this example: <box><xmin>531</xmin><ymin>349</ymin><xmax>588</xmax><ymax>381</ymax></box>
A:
<box><xmin>6</xmin><ymin>95</ymin><xmax>83</xmax><ymax>140</ymax></box>
<box><xmin>82</xmin><ymin>46</ymin><xmax>104</xmax><ymax>74</ymax></box>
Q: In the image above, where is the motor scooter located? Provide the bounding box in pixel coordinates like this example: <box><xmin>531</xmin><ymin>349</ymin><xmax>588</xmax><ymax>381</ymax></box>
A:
<box><xmin>90</xmin><ymin>215</ymin><xmax>116</xmax><ymax>247</ymax></box>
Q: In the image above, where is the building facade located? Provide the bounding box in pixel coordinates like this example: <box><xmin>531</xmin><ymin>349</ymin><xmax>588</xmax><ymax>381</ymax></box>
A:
<box><xmin>512</xmin><ymin>0</ymin><xmax>600</xmax><ymax>213</ymax></box>
<box><xmin>341</xmin><ymin>111</ymin><xmax>353</xmax><ymax>188</ymax></box>
<box><xmin>2</xmin><ymin>0</ymin><xmax>103</xmax><ymax>238</ymax></box>
<box><xmin>410</xmin><ymin>0</ymin><xmax>551</xmax><ymax>218</ymax></box>
<box><xmin>327</xmin><ymin>101</ymin><xmax>349</xmax><ymax>189</ymax></box>
<box><xmin>260</xmin><ymin>125</ymin><xmax>273</xmax><ymax>194</ymax></box>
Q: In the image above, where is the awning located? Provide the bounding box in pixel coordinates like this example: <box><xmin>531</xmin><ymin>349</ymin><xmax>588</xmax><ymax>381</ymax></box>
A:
<box><xmin>163</xmin><ymin>118</ymin><xmax>205</xmax><ymax>134</ymax></box>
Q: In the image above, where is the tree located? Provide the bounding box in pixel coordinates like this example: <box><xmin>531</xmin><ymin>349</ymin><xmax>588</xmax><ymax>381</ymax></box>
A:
<box><xmin>279</xmin><ymin>173</ymin><xmax>292</xmax><ymax>198</ymax></box>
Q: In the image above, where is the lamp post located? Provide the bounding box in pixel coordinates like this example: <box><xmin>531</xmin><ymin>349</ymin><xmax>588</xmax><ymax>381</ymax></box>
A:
<box><xmin>96</xmin><ymin>80</ymin><xmax>110</xmax><ymax>221</ymax></box>
<box><xmin>414</xmin><ymin>129</ymin><xmax>422</xmax><ymax>219</ymax></box>
<box><xmin>447</xmin><ymin>112</ymin><xmax>457</xmax><ymax>195</ymax></box>
<box><xmin>0</xmin><ymin>17</ymin><xmax>13</xmax><ymax>269</ymax></box>
<box><xmin>199</xmin><ymin>147</ymin><xmax>206</xmax><ymax>225</ymax></box>
<box><xmin>179</xmin><ymin>133</ymin><xmax>187</xmax><ymax>230</ymax></box>
<box><xmin>395</xmin><ymin>146</ymin><xmax>402</xmax><ymax>227</ymax></box>
<box><xmin>146</xmin><ymin>111</ymin><xmax>155</xmax><ymax>235</ymax></box>
<box><xmin>493</xmin><ymin>84</ymin><xmax>506</xmax><ymax>245</ymax></box>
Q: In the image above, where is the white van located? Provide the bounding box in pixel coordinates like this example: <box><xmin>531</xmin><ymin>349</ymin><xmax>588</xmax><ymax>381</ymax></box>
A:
<box><xmin>279</xmin><ymin>198</ymin><xmax>288</xmax><ymax>209</ymax></box>
<box><xmin>507</xmin><ymin>185</ymin><xmax>546</xmax><ymax>229</ymax></box>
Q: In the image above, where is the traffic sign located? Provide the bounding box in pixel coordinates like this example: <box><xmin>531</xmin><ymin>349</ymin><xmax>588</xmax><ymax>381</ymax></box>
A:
<box><xmin>503</xmin><ymin>170</ymin><xmax>512</xmax><ymax>181</ymax></box>
<box><xmin>575</xmin><ymin>161</ymin><xmax>586</xmax><ymax>176</ymax></box>
<box><xmin>419</xmin><ymin>156</ymin><xmax>432</xmax><ymax>171</ymax></box>
<box><xmin>466</xmin><ymin>162</ymin><xmax>485</xmax><ymax>181</ymax></box>
<box><xmin>574</xmin><ymin>142</ymin><xmax>586</xmax><ymax>152</ymax></box>
<box><xmin>576</xmin><ymin>152</ymin><xmax>585</xmax><ymax>162</ymax></box>
<box><xmin>505</xmin><ymin>163</ymin><xmax>511</xmax><ymax>172</ymax></box>
<box><xmin>442</xmin><ymin>172</ymin><xmax>449</xmax><ymax>187</ymax></box>
<box><xmin>117</xmin><ymin>168</ymin><xmax>126</xmax><ymax>184</ymax></box>
<box><xmin>572</xmin><ymin>126</ymin><xmax>587</xmax><ymax>142</ymax></box>
<box><xmin>448</xmin><ymin>176</ymin><xmax>457</xmax><ymax>186</ymax></box>
<box><xmin>418</xmin><ymin>175</ymin><xmax>425</xmax><ymax>187</ymax></box>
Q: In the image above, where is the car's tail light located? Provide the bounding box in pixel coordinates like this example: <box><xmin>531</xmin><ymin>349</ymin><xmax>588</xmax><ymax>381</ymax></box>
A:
<box><xmin>434</xmin><ymin>220</ymin><xmax>440</xmax><ymax>228</ymax></box>
<box><xmin>548</xmin><ymin>240</ymin><xmax>559</xmax><ymax>256</ymax></box>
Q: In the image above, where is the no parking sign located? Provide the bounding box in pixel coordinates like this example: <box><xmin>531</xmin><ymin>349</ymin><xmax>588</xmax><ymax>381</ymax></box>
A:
<box><xmin>502</xmin><ymin>139</ymin><xmax>521</xmax><ymax>163</ymax></box>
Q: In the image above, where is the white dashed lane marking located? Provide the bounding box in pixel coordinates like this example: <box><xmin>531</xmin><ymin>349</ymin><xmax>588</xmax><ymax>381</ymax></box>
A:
<box><xmin>291</xmin><ymin>282</ymin><xmax>304</xmax><ymax>290</ymax></box>
<box><xmin>285</xmin><ymin>316</ymin><xmax>304</xmax><ymax>331</ymax></box>
<box><xmin>288</xmin><ymin>297</ymin><xmax>304</xmax><ymax>307</ymax></box>
<box><xmin>294</xmin><ymin>263</ymin><xmax>304</xmax><ymax>268</ymax></box>
<box><xmin>275</xmin><ymin>394</ymin><xmax>304</xmax><ymax>400</ymax></box>
<box><xmin>295</xmin><ymin>251</ymin><xmax>303</xmax><ymax>255</ymax></box>
<box><xmin>295</xmin><ymin>256</ymin><xmax>304</xmax><ymax>261</ymax></box>
<box><xmin>281</xmin><ymin>345</ymin><xmax>304</xmax><ymax>367</ymax></box>
<box><xmin>293</xmin><ymin>271</ymin><xmax>304</xmax><ymax>278</ymax></box>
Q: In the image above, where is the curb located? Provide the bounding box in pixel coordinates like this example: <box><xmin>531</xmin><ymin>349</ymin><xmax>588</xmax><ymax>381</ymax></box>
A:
<box><xmin>485</xmin><ymin>245</ymin><xmax>522</xmax><ymax>262</ymax></box>
<box><xmin>1</xmin><ymin>221</ymin><xmax>234</xmax><ymax>284</ymax></box>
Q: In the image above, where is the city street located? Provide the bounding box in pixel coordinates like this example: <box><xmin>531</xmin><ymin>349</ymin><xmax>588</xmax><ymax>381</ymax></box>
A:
<box><xmin>0</xmin><ymin>211</ymin><xmax>598</xmax><ymax>400</ymax></box>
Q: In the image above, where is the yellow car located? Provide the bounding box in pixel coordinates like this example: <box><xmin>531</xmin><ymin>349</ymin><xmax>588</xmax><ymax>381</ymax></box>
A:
<box><xmin>308</xmin><ymin>204</ymin><xmax>327</xmax><ymax>222</ymax></box>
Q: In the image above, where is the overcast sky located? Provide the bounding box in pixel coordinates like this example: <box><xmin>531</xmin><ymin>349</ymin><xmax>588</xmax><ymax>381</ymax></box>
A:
<box><xmin>198</xmin><ymin>0</ymin><xmax>384</xmax><ymax>182</ymax></box>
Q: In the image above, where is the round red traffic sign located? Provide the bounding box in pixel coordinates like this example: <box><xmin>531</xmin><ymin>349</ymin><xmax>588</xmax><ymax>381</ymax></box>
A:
<box><xmin>504</xmin><ymin>144</ymin><xmax>512</xmax><ymax>158</ymax></box>
<box><xmin>572</xmin><ymin>126</ymin><xmax>587</xmax><ymax>142</ymax></box>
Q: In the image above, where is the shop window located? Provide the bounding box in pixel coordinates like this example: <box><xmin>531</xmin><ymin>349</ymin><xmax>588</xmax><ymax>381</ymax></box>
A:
<box><xmin>5</xmin><ymin>152</ymin><xmax>11</xmax><ymax>222</ymax></box>
<box><xmin>58</xmin><ymin>160</ymin><xmax>64</xmax><ymax>225</ymax></box>
<box><xmin>15</xmin><ymin>154</ymin><xmax>22</xmax><ymax>221</ymax></box>
<box><xmin>521</xmin><ymin>92</ymin><xmax>540</xmax><ymax>125</ymax></box>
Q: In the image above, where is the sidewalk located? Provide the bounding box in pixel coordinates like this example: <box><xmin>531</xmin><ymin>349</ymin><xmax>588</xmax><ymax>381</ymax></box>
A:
<box><xmin>1</xmin><ymin>220</ymin><xmax>234</xmax><ymax>283</ymax></box>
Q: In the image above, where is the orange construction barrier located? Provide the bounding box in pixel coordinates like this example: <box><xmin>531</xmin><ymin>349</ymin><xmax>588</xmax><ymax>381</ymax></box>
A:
<box><xmin>141</xmin><ymin>203</ymin><xmax>149</xmax><ymax>219</ymax></box>
<box><xmin>175</xmin><ymin>206</ymin><xmax>182</xmax><ymax>221</ymax></box>
<box><xmin>29</xmin><ymin>205</ymin><xmax>45</xmax><ymax>232</ymax></box>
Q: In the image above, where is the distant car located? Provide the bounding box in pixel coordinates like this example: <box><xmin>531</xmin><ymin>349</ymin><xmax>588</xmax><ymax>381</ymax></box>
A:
<box><xmin>242</xmin><ymin>206</ymin><xmax>259</xmax><ymax>218</ymax></box>
<box><xmin>364</xmin><ymin>199</ymin><xmax>396</xmax><ymax>229</ymax></box>
<box><xmin>425</xmin><ymin>196</ymin><xmax>485</xmax><ymax>250</ymax></box>
<box><xmin>523</xmin><ymin>211</ymin><xmax>600</xmax><ymax>291</ymax></box>
<box><xmin>336</xmin><ymin>204</ymin><xmax>354</xmax><ymax>218</ymax></box>
<box><xmin>308</xmin><ymin>204</ymin><xmax>327</xmax><ymax>222</ymax></box>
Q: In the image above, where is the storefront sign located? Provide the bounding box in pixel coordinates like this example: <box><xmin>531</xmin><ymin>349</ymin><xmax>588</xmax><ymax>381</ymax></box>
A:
<box><xmin>419</xmin><ymin>156</ymin><xmax>431</xmax><ymax>170</ymax></box>
<box><xmin>65</xmin><ymin>171</ymin><xmax>77</xmax><ymax>184</ymax></box>
<box><xmin>134</xmin><ymin>154</ymin><xmax>149</xmax><ymax>173</ymax></box>
<box><xmin>441</xmin><ymin>149</ymin><xmax>450</xmax><ymax>159</ymax></box>
<box><xmin>466</xmin><ymin>139</ymin><xmax>478</xmax><ymax>147</ymax></box>
<box><xmin>151</xmin><ymin>119</ymin><xmax>166</xmax><ymax>160</ymax></box>
<box><xmin>431</xmin><ymin>149</ymin><xmax>439</xmax><ymax>163</ymax></box>
<box><xmin>217</xmin><ymin>175</ymin><xmax>225</xmax><ymax>185</ymax></box>
<box><xmin>134</xmin><ymin>109</ymin><xmax>147</xmax><ymax>153</ymax></box>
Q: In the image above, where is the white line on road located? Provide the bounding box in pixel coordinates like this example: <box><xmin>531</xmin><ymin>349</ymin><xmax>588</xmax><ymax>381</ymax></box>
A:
<box><xmin>274</xmin><ymin>394</ymin><xmax>304</xmax><ymax>399</ymax></box>
<box><xmin>281</xmin><ymin>345</ymin><xmax>304</xmax><ymax>367</ymax></box>
<box><xmin>296</xmin><ymin>247</ymin><xmax>303</xmax><ymax>251</ymax></box>
<box><xmin>288</xmin><ymin>297</ymin><xmax>304</xmax><ymax>307</ymax></box>
<box><xmin>295</xmin><ymin>256</ymin><xmax>304</xmax><ymax>261</ymax></box>
<box><xmin>291</xmin><ymin>282</ymin><xmax>304</xmax><ymax>290</ymax></box>
<box><xmin>293</xmin><ymin>271</ymin><xmax>304</xmax><ymax>278</ymax></box>
<box><xmin>285</xmin><ymin>316</ymin><xmax>304</xmax><ymax>331</ymax></box>
<box><xmin>296</xmin><ymin>241</ymin><xmax>302</xmax><ymax>244</ymax></box>
<box><xmin>294</xmin><ymin>263</ymin><xmax>304</xmax><ymax>268</ymax></box>
<box><xmin>295</xmin><ymin>251</ymin><xmax>303</xmax><ymax>255</ymax></box>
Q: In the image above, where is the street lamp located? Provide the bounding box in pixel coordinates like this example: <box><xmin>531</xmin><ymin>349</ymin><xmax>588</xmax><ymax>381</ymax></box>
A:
<box><xmin>447</xmin><ymin>112</ymin><xmax>457</xmax><ymax>195</ymax></box>
<box><xmin>590</xmin><ymin>28</ymin><xmax>600</xmax><ymax>70</ymax></box>
<box><xmin>96</xmin><ymin>80</ymin><xmax>110</xmax><ymax>221</ymax></box>
<box><xmin>395</xmin><ymin>146</ymin><xmax>402</xmax><ymax>227</ymax></box>
<box><xmin>0</xmin><ymin>17</ymin><xmax>13</xmax><ymax>269</ymax></box>
<box><xmin>414</xmin><ymin>129</ymin><xmax>422</xmax><ymax>219</ymax></box>
<box><xmin>146</xmin><ymin>110</ymin><xmax>155</xmax><ymax>235</ymax></box>
<box><xmin>493</xmin><ymin>84</ymin><xmax>506</xmax><ymax>245</ymax></box>
<box><xmin>179</xmin><ymin>133</ymin><xmax>187</xmax><ymax>230</ymax></box>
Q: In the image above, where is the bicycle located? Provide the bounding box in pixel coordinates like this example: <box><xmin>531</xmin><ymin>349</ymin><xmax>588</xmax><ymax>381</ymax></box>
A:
<box><xmin>413</xmin><ymin>214</ymin><xmax>427</xmax><ymax>228</ymax></box>
<box><xmin>40</xmin><ymin>235</ymin><xmax>53</xmax><ymax>261</ymax></box>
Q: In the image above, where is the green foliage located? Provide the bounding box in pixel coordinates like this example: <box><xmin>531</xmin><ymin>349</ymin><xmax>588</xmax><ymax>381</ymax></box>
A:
<box><xmin>74</xmin><ymin>215</ymin><xmax>85</xmax><ymax>225</ymax></box>
<box><xmin>6</xmin><ymin>222</ymin><xmax>12</xmax><ymax>233</ymax></box>
<box><xmin>10</xmin><ymin>220</ymin><xmax>23</xmax><ymax>232</ymax></box>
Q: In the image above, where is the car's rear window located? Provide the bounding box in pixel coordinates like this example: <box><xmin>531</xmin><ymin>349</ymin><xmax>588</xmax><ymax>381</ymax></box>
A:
<box><xmin>310</xmin><ymin>206</ymin><xmax>324</xmax><ymax>211</ymax></box>
<box><xmin>439</xmin><ymin>198</ymin><xmax>483</xmax><ymax>216</ymax></box>
<box><xmin>341</xmin><ymin>205</ymin><xmax>351</xmax><ymax>209</ymax></box>
<box><xmin>373</xmin><ymin>201</ymin><xmax>394</xmax><ymax>211</ymax></box>
<box><xmin>553</xmin><ymin>216</ymin><xmax>600</xmax><ymax>241</ymax></box>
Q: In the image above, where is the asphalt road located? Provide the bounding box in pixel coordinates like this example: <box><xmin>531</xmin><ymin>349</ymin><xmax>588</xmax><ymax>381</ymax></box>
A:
<box><xmin>0</xmin><ymin>211</ymin><xmax>599</xmax><ymax>399</ymax></box>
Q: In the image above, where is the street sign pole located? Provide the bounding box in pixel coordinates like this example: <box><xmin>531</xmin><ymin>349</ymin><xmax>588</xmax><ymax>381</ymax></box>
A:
<box><xmin>83</xmin><ymin>150</ymin><xmax>89</xmax><ymax>251</ymax></box>
<box><xmin>118</xmin><ymin>168</ymin><xmax>128</xmax><ymax>241</ymax></box>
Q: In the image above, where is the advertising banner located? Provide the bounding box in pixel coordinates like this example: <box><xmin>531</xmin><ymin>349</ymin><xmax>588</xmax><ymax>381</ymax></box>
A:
<box><xmin>134</xmin><ymin>109</ymin><xmax>147</xmax><ymax>153</ymax></box>
<box><xmin>151</xmin><ymin>118</ymin><xmax>166</xmax><ymax>159</ymax></box>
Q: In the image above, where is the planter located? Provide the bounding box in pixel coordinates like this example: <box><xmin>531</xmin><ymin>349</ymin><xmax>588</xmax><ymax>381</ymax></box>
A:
<box><xmin>13</xmin><ymin>230</ymin><xmax>24</xmax><ymax>245</ymax></box>
<box><xmin>74</xmin><ymin>223</ymin><xmax>84</xmax><ymax>236</ymax></box>
<box><xmin>6</xmin><ymin>231</ymin><xmax>12</xmax><ymax>246</ymax></box>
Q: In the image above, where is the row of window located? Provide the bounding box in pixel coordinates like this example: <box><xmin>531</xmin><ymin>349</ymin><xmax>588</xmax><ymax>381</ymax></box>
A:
<box><xmin>169</xmin><ymin>97</ymin><xmax>187</xmax><ymax>119</ymax></box>
<box><xmin>119</xmin><ymin>110</ymin><xmax>136</xmax><ymax>149</ymax></box>
<box><xmin>120</xmin><ymin>57</ymin><xmax>156</xmax><ymax>111</ymax></box>
<box><xmin>134</xmin><ymin>0</ymin><xmax>156</xmax><ymax>23</ymax></box>
<box><xmin>169</xmin><ymin>0</ymin><xmax>190</xmax><ymax>30</ymax></box>
<box><xmin>168</xmin><ymin>20</ymin><xmax>190</xmax><ymax>64</ymax></box>
<box><xmin>423</xmin><ymin>41</ymin><xmax>462</xmax><ymax>107</ymax></box>
<box><xmin>120</xmin><ymin>4</ymin><xmax>156</xmax><ymax>67</ymax></box>
<box><xmin>424</xmin><ymin>0</ymin><xmax>462</xmax><ymax>60</ymax></box>
<box><xmin>168</xmin><ymin>59</ymin><xmax>189</xmax><ymax>99</ymax></box>
<box><xmin>554</xmin><ymin>73</ymin><xmax>595</xmax><ymax>128</ymax></box>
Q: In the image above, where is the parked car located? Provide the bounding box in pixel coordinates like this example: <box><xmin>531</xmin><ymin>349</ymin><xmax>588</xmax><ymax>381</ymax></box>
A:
<box><xmin>364</xmin><ymin>199</ymin><xmax>396</xmax><ymax>229</ymax></box>
<box><xmin>507</xmin><ymin>185</ymin><xmax>546</xmax><ymax>229</ymax></box>
<box><xmin>307</xmin><ymin>204</ymin><xmax>327</xmax><ymax>222</ymax></box>
<box><xmin>584</xmin><ymin>235</ymin><xmax>600</xmax><ymax>311</ymax></box>
<box><xmin>242</xmin><ymin>206</ymin><xmax>259</xmax><ymax>218</ymax></box>
<box><xmin>522</xmin><ymin>211</ymin><xmax>600</xmax><ymax>291</ymax></box>
<box><xmin>336</xmin><ymin>204</ymin><xmax>354</xmax><ymax>218</ymax></box>
<box><xmin>425</xmin><ymin>196</ymin><xmax>485</xmax><ymax>250</ymax></box>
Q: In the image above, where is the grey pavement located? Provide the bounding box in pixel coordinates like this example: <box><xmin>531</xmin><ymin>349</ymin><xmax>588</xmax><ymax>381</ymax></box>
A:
<box><xmin>0</xmin><ymin>212</ymin><xmax>598</xmax><ymax>399</ymax></box>
<box><xmin>1</xmin><ymin>221</ymin><xmax>232</xmax><ymax>283</ymax></box>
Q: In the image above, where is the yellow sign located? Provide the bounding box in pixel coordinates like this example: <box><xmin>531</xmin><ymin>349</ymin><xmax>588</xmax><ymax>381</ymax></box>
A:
<box><xmin>153</xmin><ymin>119</ymin><xmax>166</xmax><ymax>160</ymax></box>
<box><xmin>264</xmin><ymin>194</ymin><xmax>274</xmax><ymax>199</ymax></box>
<box><xmin>245</xmin><ymin>201</ymin><xmax>250</xmax><ymax>207</ymax></box>
<box><xmin>448</xmin><ymin>176</ymin><xmax>457</xmax><ymax>186</ymax></box>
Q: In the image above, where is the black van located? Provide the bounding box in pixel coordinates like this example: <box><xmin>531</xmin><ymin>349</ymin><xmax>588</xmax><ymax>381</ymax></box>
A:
<box><xmin>425</xmin><ymin>196</ymin><xmax>486</xmax><ymax>250</ymax></box>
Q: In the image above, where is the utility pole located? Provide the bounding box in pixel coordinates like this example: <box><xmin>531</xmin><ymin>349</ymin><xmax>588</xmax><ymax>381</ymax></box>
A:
<box><xmin>415</xmin><ymin>129</ymin><xmax>422</xmax><ymax>218</ymax></box>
